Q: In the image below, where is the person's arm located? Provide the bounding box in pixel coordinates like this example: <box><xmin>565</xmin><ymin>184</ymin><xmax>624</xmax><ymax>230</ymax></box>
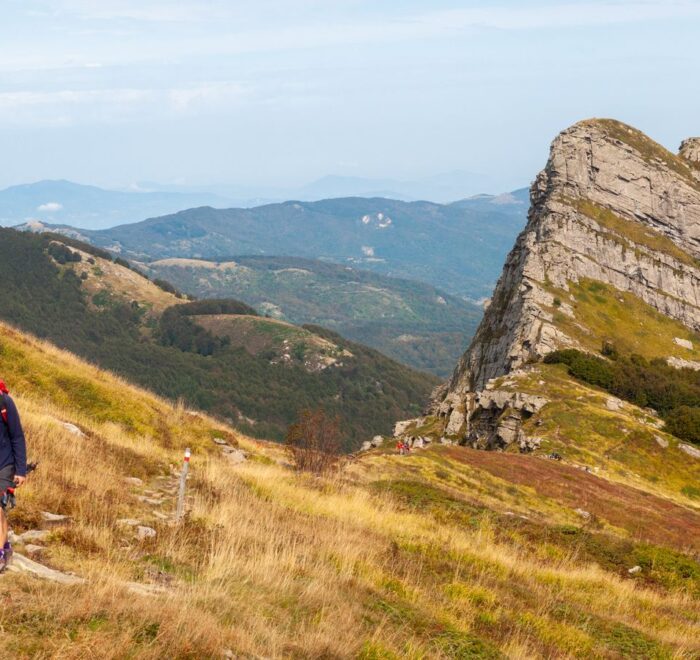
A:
<box><xmin>5</xmin><ymin>396</ymin><xmax>27</xmax><ymax>477</ymax></box>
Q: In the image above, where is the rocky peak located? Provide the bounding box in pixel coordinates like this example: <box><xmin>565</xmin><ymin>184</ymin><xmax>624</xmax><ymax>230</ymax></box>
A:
<box><xmin>680</xmin><ymin>137</ymin><xmax>700</xmax><ymax>165</ymax></box>
<box><xmin>431</xmin><ymin>118</ymin><xmax>700</xmax><ymax>449</ymax></box>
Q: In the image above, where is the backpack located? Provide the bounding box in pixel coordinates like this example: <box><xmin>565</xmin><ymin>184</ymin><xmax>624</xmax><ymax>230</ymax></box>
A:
<box><xmin>0</xmin><ymin>380</ymin><xmax>9</xmax><ymax>426</ymax></box>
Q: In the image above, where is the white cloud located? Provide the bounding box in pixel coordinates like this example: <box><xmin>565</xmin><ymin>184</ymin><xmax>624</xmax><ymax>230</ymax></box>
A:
<box><xmin>37</xmin><ymin>202</ymin><xmax>63</xmax><ymax>212</ymax></box>
<box><xmin>0</xmin><ymin>82</ymin><xmax>250</xmax><ymax>125</ymax></box>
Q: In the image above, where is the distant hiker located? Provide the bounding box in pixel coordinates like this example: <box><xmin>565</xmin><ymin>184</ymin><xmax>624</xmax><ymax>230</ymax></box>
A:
<box><xmin>396</xmin><ymin>440</ymin><xmax>404</xmax><ymax>455</ymax></box>
<box><xmin>0</xmin><ymin>380</ymin><xmax>27</xmax><ymax>571</ymax></box>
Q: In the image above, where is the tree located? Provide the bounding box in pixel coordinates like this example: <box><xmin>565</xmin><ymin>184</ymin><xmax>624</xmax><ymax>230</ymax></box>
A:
<box><xmin>285</xmin><ymin>409</ymin><xmax>343</xmax><ymax>474</ymax></box>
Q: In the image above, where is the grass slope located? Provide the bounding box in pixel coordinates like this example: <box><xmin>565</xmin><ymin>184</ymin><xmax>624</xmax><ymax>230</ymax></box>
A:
<box><xmin>146</xmin><ymin>255</ymin><xmax>482</xmax><ymax>376</ymax></box>
<box><xmin>1</xmin><ymin>323</ymin><xmax>698</xmax><ymax>657</ymax></box>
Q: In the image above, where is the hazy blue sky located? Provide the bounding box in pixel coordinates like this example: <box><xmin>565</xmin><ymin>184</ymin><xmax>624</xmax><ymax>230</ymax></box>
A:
<box><xmin>2</xmin><ymin>0</ymin><xmax>699</xmax><ymax>192</ymax></box>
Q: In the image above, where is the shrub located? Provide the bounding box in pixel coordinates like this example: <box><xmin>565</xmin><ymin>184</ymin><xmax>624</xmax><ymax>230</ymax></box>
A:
<box><xmin>665</xmin><ymin>406</ymin><xmax>700</xmax><ymax>444</ymax></box>
<box><xmin>153</xmin><ymin>278</ymin><xmax>184</xmax><ymax>298</ymax></box>
<box><xmin>285</xmin><ymin>409</ymin><xmax>342</xmax><ymax>474</ymax></box>
<box><xmin>47</xmin><ymin>242</ymin><xmax>81</xmax><ymax>264</ymax></box>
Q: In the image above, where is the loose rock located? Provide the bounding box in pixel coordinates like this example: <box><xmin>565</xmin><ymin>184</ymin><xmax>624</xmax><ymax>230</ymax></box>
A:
<box><xmin>679</xmin><ymin>443</ymin><xmax>700</xmax><ymax>459</ymax></box>
<box><xmin>136</xmin><ymin>526</ymin><xmax>157</xmax><ymax>540</ymax></box>
<box><xmin>41</xmin><ymin>511</ymin><xmax>70</xmax><ymax>524</ymax></box>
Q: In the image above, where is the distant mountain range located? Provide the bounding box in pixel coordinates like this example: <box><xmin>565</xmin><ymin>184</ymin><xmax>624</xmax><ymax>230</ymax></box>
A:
<box><xmin>0</xmin><ymin>179</ymin><xmax>237</xmax><ymax>230</ymax></box>
<box><xmin>50</xmin><ymin>190</ymin><xmax>528</xmax><ymax>298</ymax></box>
<box><xmin>0</xmin><ymin>174</ymin><xmax>523</xmax><ymax>231</ymax></box>
<box><xmin>136</xmin><ymin>170</ymin><xmax>510</xmax><ymax>205</ymax></box>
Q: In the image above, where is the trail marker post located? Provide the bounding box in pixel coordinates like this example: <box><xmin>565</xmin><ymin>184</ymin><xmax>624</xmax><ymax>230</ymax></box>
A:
<box><xmin>176</xmin><ymin>447</ymin><xmax>191</xmax><ymax>522</ymax></box>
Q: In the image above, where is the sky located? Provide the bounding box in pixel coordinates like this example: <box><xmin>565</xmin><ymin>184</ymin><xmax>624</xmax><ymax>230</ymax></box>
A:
<box><xmin>1</xmin><ymin>0</ymin><xmax>700</xmax><ymax>194</ymax></box>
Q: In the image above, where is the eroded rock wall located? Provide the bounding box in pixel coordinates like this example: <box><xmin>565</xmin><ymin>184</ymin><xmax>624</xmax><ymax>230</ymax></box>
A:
<box><xmin>433</xmin><ymin>119</ymin><xmax>700</xmax><ymax>447</ymax></box>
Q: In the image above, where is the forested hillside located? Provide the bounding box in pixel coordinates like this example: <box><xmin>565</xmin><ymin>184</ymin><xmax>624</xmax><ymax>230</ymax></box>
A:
<box><xmin>77</xmin><ymin>193</ymin><xmax>527</xmax><ymax>297</ymax></box>
<box><xmin>0</xmin><ymin>229</ymin><xmax>436</xmax><ymax>446</ymax></box>
<box><xmin>146</xmin><ymin>255</ymin><xmax>482</xmax><ymax>376</ymax></box>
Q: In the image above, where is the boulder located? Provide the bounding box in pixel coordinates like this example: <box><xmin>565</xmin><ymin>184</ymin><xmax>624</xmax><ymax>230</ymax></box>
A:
<box><xmin>7</xmin><ymin>553</ymin><xmax>85</xmax><ymax>585</ymax></box>
<box><xmin>136</xmin><ymin>526</ymin><xmax>157</xmax><ymax>540</ymax></box>
<box><xmin>370</xmin><ymin>435</ymin><xmax>384</xmax><ymax>447</ymax></box>
<box><xmin>24</xmin><ymin>544</ymin><xmax>45</xmax><ymax>556</ymax></box>
<box><xmin>360</xmin><ymin>441</ymin><xmax>372</xmax><ymax>452</ymax></box>
<box><xmin>124</xmin><ymin>477</ymin><xmax>144</xmax><ymax>486</ymax></box>
<box><xmin>60</xmin><ymin>422</ymin><xmax>86</xmax><ymax>437</ymax></box>
<box><xmin>667</xmin><ymin>356</ymin><xmax>700</xmax><ymax>370</ymax></box>
<box><xmin>20</xmin><ymin>529</ymin><xmax>51</xmax><ymax>543</ymax></box>
<box><xmin>224</xmin><ymin>448</ymin><xmax>247</xmax><ymax>464</ymax></box>
<box><xmin>673</xmin><ymin>337</ymin><xmax>694</xmax><ymax>350</ymax></box>
<box><xmin>393</xmin><ymin>418</ymin><xmax>421</xmax><ymax>437</ymax></box>
<box><xmin>679</xmin><ymin>443</ymin><xmax>700</xmax><ymax>459</ymax></box>
<box><xmin>628</xmin><ymin>565</ymin><xmax>642</xmax><ymax>575</ymax></box>
<box><xmin>41</xmin><ymin>511</ymin><xmax>70</xmax><ymax>525</ymax></box>
<box><xmin>654</xmin><ymin>435</ymin><xmax>669</xmax><ymax>449</ymax></box>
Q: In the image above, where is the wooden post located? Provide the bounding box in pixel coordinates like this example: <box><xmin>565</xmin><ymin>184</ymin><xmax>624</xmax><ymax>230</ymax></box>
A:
<box><xmin>176</xmin><ymin>448</ymin><xmax>191</xmax><ymax>522</ymax></box>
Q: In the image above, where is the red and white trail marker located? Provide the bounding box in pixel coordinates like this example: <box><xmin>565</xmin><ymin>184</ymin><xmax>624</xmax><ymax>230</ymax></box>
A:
<box><xmin>176</xmin><ymin>447</ymin><xmax>191</xmax><ymax>522</ymax></box>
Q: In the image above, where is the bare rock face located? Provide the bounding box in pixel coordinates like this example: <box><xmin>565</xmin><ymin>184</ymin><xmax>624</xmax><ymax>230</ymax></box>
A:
<box><xmin>680</xmin><ymin>138</ymin><xmax>700</xmax><ymax>166</ymax></box>
<box><xmin>432</xmin><ymin>119</ymin><xmax>700</xmax><ymax>448</ymax></box>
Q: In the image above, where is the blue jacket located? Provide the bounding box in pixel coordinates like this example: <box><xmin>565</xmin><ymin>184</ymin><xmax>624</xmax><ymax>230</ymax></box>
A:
<box><xmin>0</xmin><ymin>394</ymin><xmax>27</xmax><ymax>476</ymax></box>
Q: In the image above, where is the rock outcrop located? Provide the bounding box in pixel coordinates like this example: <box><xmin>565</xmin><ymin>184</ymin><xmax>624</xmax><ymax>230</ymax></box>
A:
<box><xmin>432</xmin><ymin>119</ymin><xmax>700</xmax><ymax>448</ymax></box>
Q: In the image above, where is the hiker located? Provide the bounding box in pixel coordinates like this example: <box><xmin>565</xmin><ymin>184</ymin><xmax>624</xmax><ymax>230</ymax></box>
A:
<box><xmin>0</xmin><ymin>380</ymin><xmax>27</xmax><ymax>571</ymax></box>
<box><xmin>396</xmin><ymin>440</ymin><xmax>404</xmax><ymax>455</ymax></box>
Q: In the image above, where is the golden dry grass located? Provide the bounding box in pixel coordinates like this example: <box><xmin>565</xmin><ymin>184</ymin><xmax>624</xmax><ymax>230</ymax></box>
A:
<box><xmin>0</xmin><ymin>321</ymin><xmax>698</xmax><ymax>658</ymax></box>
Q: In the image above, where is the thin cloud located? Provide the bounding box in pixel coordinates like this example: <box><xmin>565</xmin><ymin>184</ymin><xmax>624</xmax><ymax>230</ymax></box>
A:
<box><xmin>0</xmin><ymin>82</ymin><xmax>251</xmax><ymax>125</ymax></box>
<box><xmin>37</xmin><ymin>202</ymin><xmax>64</xmax><ymax>212</ymax></box>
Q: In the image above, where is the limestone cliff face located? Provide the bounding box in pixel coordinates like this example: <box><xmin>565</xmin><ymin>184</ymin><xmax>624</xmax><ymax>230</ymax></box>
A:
<box><xmin>433</xmin><ymin>119</ymin><xmax>700</xmax><ymax>447</ymax></box>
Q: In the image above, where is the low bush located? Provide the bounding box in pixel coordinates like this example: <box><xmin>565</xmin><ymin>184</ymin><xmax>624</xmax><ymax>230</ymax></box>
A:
<box><xmin>545</xmin><ymin>347</ymin><xmax>700</xmax><ymax>444</ymax></box>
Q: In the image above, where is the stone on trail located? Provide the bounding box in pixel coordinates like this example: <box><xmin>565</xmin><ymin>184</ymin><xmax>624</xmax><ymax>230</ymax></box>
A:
<box><xmin>124</xmin><ymin>581</ymin><xmax>168</xmax><ymax>596</ymax></box>
<box><xmin>19</xmin><ymin>529</ymin><xmax>50</xmax><ymax>543</ymax></box>
<box><xmin>60</xmin><ymin>422</ymin><xmax>86</xmax><ymax>437</ymax></box>
<box><xmin>7</xmin><ymin>553</ymin><xmax>85</xmax><ymax>585</ymax></box>
<box><xmin>124</xmin><ymin>477</ymin><xmax>144</xmax><ymax>486</ymax></box>
<box><xmin>41</xmin><ymin>511</ymin><xmax>70</xmax><ymax>524</ymax></box>
<box><xmin>628</xmin><ymin>565</ymin><xmax>642</xmax><ymax>575</ymax></box>
<box><xmin>24</xmin><ymin>544</ymin><xmax>45</xmax><ymax>556</ymax></box>
<box><xmin>136</xmin><ymin>525</ymin><xmax>157</xmax><ymax>540</ymax></box>
<box><xmin>116</xmin><ymin>518</ymin><xmax>142</xmax><ymax>527</ymax></box>
<box><xmin>213</xmin><ymin>437</ymin><xmax>228</xmax><ymax>446</ymax></box>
